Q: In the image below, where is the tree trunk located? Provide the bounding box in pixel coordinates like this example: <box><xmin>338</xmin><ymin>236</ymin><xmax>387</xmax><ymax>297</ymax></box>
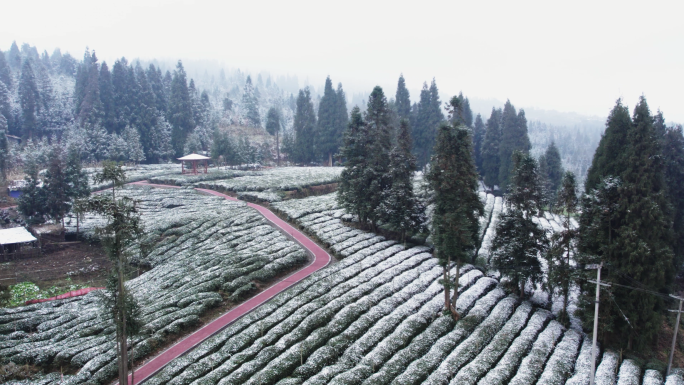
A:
<box><xmin>328</xmin><ymin>152</ymin><xmax>332</xmax><ymax>167</ymax></box>
<box><xmin>450</xmin><ymin>260</ymin><xmax>461</xmax><ymax>321</ymax></box>
<box><xmin>276</xmin><ymin>131</ymin><xmax>280</xmax><ymax>167</ymax></box>
<box><xmin>443</xmin><ymin>264</ymin><xmax>450</xmax><ymax>314</ymax></box>
<box><xmin>118</xmin><ymin>247</ymin><xmax>129</xmax><ymax>385</ymax></box>
<box><xmin>519</xmin><ymin>279</ymin><xmax>525</xmax><ymax>298</ymax></box>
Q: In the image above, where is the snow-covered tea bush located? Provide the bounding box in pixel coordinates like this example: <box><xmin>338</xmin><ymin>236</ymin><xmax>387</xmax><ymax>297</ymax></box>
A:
<box><xmin>0</xmin><ymin>186</ymin><xmax>308</xmax><ymax>384</ymax></box>
<box><xmin>196</xmin><ymin>167</ymin><xmax>342</xmax><ymax>193</ymax></box>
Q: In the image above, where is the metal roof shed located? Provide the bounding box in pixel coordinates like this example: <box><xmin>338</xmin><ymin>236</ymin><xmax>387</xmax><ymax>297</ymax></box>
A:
<box><xmin>0</xmin><ymin>227</ymin><xmax>39</xmax><ymax>260</ymax></box>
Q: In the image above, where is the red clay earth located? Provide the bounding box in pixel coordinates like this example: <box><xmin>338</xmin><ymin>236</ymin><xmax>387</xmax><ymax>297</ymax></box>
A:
<box><xmin>122</xmin><ymin>182</ymin><xmax>331</xmax><ymax>384</ymax></box>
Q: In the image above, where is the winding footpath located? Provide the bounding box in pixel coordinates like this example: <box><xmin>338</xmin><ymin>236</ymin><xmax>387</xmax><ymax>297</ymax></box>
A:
<box><xmin>124</xmin><ymin>182</ymin><xmax>331</xmax><ymax>384</ymax></box>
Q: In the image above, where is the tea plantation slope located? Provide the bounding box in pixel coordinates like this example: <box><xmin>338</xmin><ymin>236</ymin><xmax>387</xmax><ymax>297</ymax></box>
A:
<box><xmin>0</xmin><ymin>186</ymin><xmax>309</xmax><ymax>384</ymax></box>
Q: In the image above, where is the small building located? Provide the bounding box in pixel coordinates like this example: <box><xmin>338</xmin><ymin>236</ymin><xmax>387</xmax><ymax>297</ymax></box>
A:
<box><xmin>178</xmin><ymin>153</ymin><xmax>210</xmax><ymax>175</ymax></box>
<box><xmin>0</xmin><ymin>227</ymin><xmax>39</xmax><ymax>260</ymax></box>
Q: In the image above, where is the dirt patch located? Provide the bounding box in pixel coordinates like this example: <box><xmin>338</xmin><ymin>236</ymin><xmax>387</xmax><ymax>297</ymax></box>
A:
<box><xmin>0</xmin><ymin>240</ymin><xmax>109</xmax><ymax>289</ymax></box>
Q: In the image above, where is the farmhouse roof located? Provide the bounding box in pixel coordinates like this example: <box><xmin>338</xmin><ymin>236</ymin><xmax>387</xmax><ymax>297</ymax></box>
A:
<box><xmin>0</xmin><ymin>227</ymin><xmax>37</xmax><ymax>245</ymax></box>
<box><xmin>177</xmin><ymin>153</ymin><xmax>211</xmax><ymax>161</ymax></box>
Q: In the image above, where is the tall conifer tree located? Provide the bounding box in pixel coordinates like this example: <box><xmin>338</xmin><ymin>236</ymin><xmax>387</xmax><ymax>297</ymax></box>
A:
<box><xmin>99</xmin><ymin>62</ymin><xmax>116</xmax><ymax>133</ymax></box>
<box><xmin>292</xmin><ymin>88</ymin><xmax>317</xmax><ymax>163</ymax></box>
<box><xmin>0</xmin><ymin>51</ymin><xmax>11</xmax><ymax>89</ymax></box>
<box><xmin>425</xmin><ymin>96</ymin><xmax>483</xmax><ymax>319</ymax></box>
<box><xmin>662</xmin><ymin>124</ymin><xmax>684</xmax><ymax>270</ymax></box>
<box><xmin>168</xmin><ymin>61</ymin><xmax>194</xmax><ymax>157</ymax></box>
<box><xmin>18</xmin><ymin>60</ymin><xmax>40</xmax><ymax>139</ymax></box>
<box><xmin>338</xmin><ymin>107</ymin><xmax>371</xmax><ymax>223</ymax></box>
<box><xmin>316</xmin><ymin>77</ymin><xmax>340</xmax><ymax>165</ymax></box>
<box><xmin>498</xmin><ymin>100</ymin><xmax>531</xmax><ymax>192</ymax></box>
<box><xmin>481</xmin><ymin>108</ymin><xmax>502</xmax><ymax>188</ymax></box>
<box><xmin>265</xmin><ymin>107</ymin><xmax>281</xmax><ymax>166</ymax></box>
<box><xmin>242</xmin><ymin>76</ymin><xmax>260</xmax><ymax>127</ymax></box>
<box><xmin>412</xmin><ymin>79</ymin><xmax>444</xmax><ymax>167</ymax></box>
<box><xmin>395</xmin><ymin>74</ymin><xmax>411</xmax><ymax>120</ymax></box>
<box><xmin>473</xmin><ymin>113</ymin><xmax>485</xmax><ymax>173</ymax></box>
<box><xmin>364</xmin><ymin>86</ymin><xmax>393</xmax><ymax>228</ymax></box>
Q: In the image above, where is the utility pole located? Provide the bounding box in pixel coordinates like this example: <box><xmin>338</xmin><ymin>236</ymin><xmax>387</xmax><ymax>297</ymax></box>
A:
<box><xmin>668</xmin><ymin>294</ymin><xmax>684</xmax><ymax>376</ymax></box>
<box><xmin>587</xmin><ymin>262</ymin><xmax>610</xmax><ymax>385</ymax></box>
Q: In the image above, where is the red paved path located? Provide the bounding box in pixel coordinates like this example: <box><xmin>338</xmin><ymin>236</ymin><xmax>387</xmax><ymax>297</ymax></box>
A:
<box><xmin>123</xmin><ymin>182</ymin><xmax>331</xmax><ymax>384</ymax></box>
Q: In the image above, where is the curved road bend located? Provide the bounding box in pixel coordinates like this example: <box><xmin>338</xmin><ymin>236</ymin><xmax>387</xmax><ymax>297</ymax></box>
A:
<box><xmin>123</xmin><ymin>182</ymin><xmax>331</xmax><ymax>384</ymax></box>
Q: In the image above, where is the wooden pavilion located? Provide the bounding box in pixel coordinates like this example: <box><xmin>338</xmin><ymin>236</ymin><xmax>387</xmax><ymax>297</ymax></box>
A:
<box><xmin>0</xmin><ymin>227</ymin><xmax>39</xmax><ymax>260</ymax></box>
<box><xmin>178</xmin><ymin>153</ymin><xmax>210</xmax><ymax>175</ymax></box>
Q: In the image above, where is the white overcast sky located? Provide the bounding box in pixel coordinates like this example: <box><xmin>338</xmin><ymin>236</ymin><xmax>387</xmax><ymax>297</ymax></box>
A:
<box><xmin>2</xmin><ymin>0</ymin><xmax>683</xmax><ymax>122</ymax></box>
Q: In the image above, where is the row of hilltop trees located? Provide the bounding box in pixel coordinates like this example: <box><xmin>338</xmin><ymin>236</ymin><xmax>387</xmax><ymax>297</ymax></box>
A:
<box><xmin>336</xmin><ymin>84</ymin><xmax>684</xmax><ymax>354</ymax></box>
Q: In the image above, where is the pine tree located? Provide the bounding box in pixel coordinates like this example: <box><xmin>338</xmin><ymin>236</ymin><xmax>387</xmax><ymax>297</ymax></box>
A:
<box><xmin>64</xmin><ymin>148</ymin><xmax>90</xmax><ymax>204</ymax></box>
<box><xmin>481</xmin><ymin>108</ymin><xmax>502</xmax><ymax>188</ymax></box>
<box><xmin>123</xmin><ymin>125</ymin><xmax>146</xmax><ymax>164</ymax></box>
<box><xmin>0</xmin><ymin>81</ymin><xmax>9</xmax><ymax>124</ymax></box>
<box><xmin>334</xmin><ymin>83</ymin><xmax>349</xmax><ymax>158</ymax></box>
<box><xmin>452</xmin><ymin>92</ymin><xmax>473</xmax><ymax>128</ymax></box>
<box><xmin>265</xmin><ymin>107</ymin><xmax>281</xmax><ymax>166</ymax></box>
<box><xmin>78</xmin><ymin>52</ymin><xmax>103</xmax><ymax>126</ymax></box>
<box><xmin>412</xmin><ymin>79</ymin><xmax>445</xmax><ymax>167</ymax></box>
<box><xmin>211</xmin><ymin>130</ymin><xmax>237</xmax><ymax>166</ymax></box>
<box><xmin>242</xmin><ymin>76</ymin><xmax>261</xmax><ymax>127</ymax></box>
<box><xmin>584</xmin><ymin>100</ymin><xmax>632</xmax><ymax>192</ymax></box>
<box><xmin>537</xmin><ymin>153</ymin><xmax>553</xmax><ymax>206</ymax></box>
<box><xmin>0</xmin><ymin>116</ymin><xmax>8</xmax><ymax>181</ymax></box>
<box><xmin>498</xmin><ymin>100</ymin><xmax>531</xmax><ymax>192</ymax></box>
<box><xmin>133</xmin><ymin>63</ymin><xmax>157</xmax><ymax>160</ymax></box>
<box><xmin>425</xmin><ymin>96</ymin><xmax>483</xmax><ymax>320</ymax></box>
<box><xmin>18</xmin><ymin>60</ymin><xmax>40</xmax><ymax>140</ymax></box>
<box><xmin>491</xmin><ymin>151</ymin><xmax>547</xmax><ymax>297</ymax></box>
<box><xmin>473</xmin><ymin>113</ymin><xmax>485</xmax><ymax>173</ymax></box>
<box><xmin>99</xmin><ymin>62</ymin><xmax>116</xmax><ymax>133</ymax></box>
<box><xmin>18</xmin><ymin>158</ymin><xmax>47</xmax><ymax>224</ymax></box>
<box><xmin>148</xmin><ymin>114</ymin><xmax>174</xmax><ymax>162</ymax></box>
<box><xmin>43</xmin><ymin>145</ymin><xmax>69</xmax><ymax>225</ymax></box>
<box><xmin>377</xmin><ymin>119</ymin><xmax>426</xmax><ymax>240</ymax></box>
<box><xmin>0</xmin><ymin>50</ymin><xmax>12</xmax><ymax>89</ymax></box>
<box><xmin>547</xmin><ymin>171</ymin><xmax>578</xmax><ymax>325</ymax></box>
<box><xmin>662</xmin><ymin>124</ymin><xmax>684</xmax><ymax>270</ymax></box>
<box><xmin>579</xmin><ymin>97</ymin><xmax>673</xmax><ymax>350</ymax></box>
<box><xmin>147</xmin><ymin>64</ymin><xmax>167</xmax><ymax>114</ymax></box>
<box><xmin>395</xmin><ymin>74</ymin><xmax>411</xmax><ymax>120</ymax></box>
<box><xmin>8</xmin><ymin>42</ymin><xmax>21</xmax><ymax>69</ymax></box>
<box><xmin>545</xmin><ymin>141</ymin><xmax>564</xmax><ymax>199</ymax></box>
<box><xmin>316</xmin><ymin>77</ymin><xmax>344</xmax><ymax>165</ymax></box>
<box><xmin>168</xmin><ymin>61</ymin><xmax>195</xmax><ymax>157</ymax></box>
<box><xmin>337</xmin><ymin>106</ymin><xmax>372</xmax><ymax>223</ymax></box>
<box><xmin>292</xmin><ymin>88</ymin><xmax>317</xmax><ymax>164</ymax></box>
<box><xmin>111</xmin><ymin>58</ymin><xmax>130</xmax><ymax>134</ymax></box>
<box><xmin>364</xmin><ymin>86</ymin><xmax>393</xmax><ymax>228</ymax></box>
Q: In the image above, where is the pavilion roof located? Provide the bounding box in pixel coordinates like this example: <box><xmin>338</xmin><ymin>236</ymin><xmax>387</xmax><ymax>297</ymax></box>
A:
<box><xmin>0</xmin><ymin>227</ymin><xmax>37</xmax><ymax>245</ymax></box>
<box><xmin>177</xmin><ymin>153</ymin><xmax>211</xmax><ymax>161</ymax></box>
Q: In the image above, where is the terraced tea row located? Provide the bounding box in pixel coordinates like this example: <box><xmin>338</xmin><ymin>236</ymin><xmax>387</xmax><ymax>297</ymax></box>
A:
<box><xmin>0</xmin><ymin>186</ymin><xmax>309</xmax><ymax>384</ymax></box>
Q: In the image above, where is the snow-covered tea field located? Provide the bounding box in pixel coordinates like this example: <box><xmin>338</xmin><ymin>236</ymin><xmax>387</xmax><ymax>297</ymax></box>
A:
<box><xmin>133</xmin><ymin>192</ymin><xmax>680</xmax><ymax>385</ymax></box>
<box><xmin>0</xmin><ymin>186</ymin><xmax>308</xmax><ymax>384</ymax></box>
<box><xmin>196</xmin><ymin>167</ymin><xmax>342</xmax><ymax>194</ymax></box>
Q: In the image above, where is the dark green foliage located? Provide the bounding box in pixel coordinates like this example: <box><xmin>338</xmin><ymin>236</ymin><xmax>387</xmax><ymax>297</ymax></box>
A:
<box><xmin>65</xmin><ymin>148</ymin><xmax>90</xmax><ymax>202</ymax></box>
<box><xmin>18</xmin><ymin>60</ymin><xmax>40</xmax><ymax>140</ymax></box>
<box><xmin>168</xmin><ymin>61</ymin><xmax>195</xmax><ymax>157</ymax></box>
<box><xmin>377</xmin><ymin>119</ymin><xmax>426</xmax><ymax>239</ymax></box>
<box><xmin>579</xmin><ymin>97</ymin><xmax>673</xmax><ymax>351</ymax></box>
<box><xmin>395</xmin><ymin>74</ymin><xmax>411</xmax><ymax>120</ymax></box>
<box><xmin>425</xmin><ymin>98</ymin><xmax>483</xmax><ymax>317</ymax></box>
<box><xmin>544</xmin><ymin>142</ymin><xmax>563</xmax><ymax>195</ymax></box>
<box><xmin>316</xmin><ymin>77</ymin><xmax>346</xmax><ymax>165</ymax></box>
<box><xmin>0</xmin><ymin>51</ymin><xmax>11</xmax><ymax>89</ymax></box>
<box><xmin>0</xmin><ymin>81</ymin><xmax>9</xmax><ymax>125</ymax></box>
<box><xmin>43</xmin><ymin>146</ymin><xmax>70</xmax><ymax>223</ymax></box>
<box><xmin>498</xmin><ymin>100</ymin><xmax>531</xmax><ymax>192</ymax></box>
<box><xmin>481</xmin><ymin>108</ymin><xmax>502</xmax><ymax>189</ymax></box>
<box><xmin>147</xmin><ymin>64</ymin><xmax>167</xmax><ymax>114</ymax></box>
<box><xmin>473</xmin><ymin>113</ymin><xmax>485</xmax><ymax>173</ymax></box>
<box><xmin>547</xmin><ymin>171</ymin><xmax>578</xmax><ymax>325</ymax></box>
<box><xmin>338</xmin><ymin>107</ymin><xmax>372</xmax><ymax>223</ymax></box>
<box><xmin>99</xmin><ymin>62</ymin><xmax>116</xmax><ymax>133</ymax></box>
<box><xmin>266</xmin><ymin>107</ymin><xmax>281</xmax><ymax>165</ymax></box>
<box><xmin>133</xmin><ymin>63</ymin><xmax>157</xmax><ymax>161</ymax></box>
<box><xmin>18</xmin><ymin>159</ymin><xmax>46</xmax><ymax>223</ymax></box>
<box><xmin>662</xmin><ymin>125</ymin><xmax>684</xmax><ymax>269</ymax></box>
<box><xmin>452</xmin><ymin>92</ymin><xmax>473</xmax><ymax>128</ymax></box>
<box><xmin>8</xmin><ymin>42</ymin><xmax>21</xmax><ymax>69</ymax></box>
<box><xmin>363</xmin><ymin>86</ymin><xmax>394</xmax><ymax>227</ymax></box>
<box><xmin>0</xmin><ymin>117</ymin><xmax>7</xmax><ymax>181</ymax></box>
<box><xmin>111</xmin><ymin>58</ymin><xmax>131</xmax><ymax>134</ymax></box>
<box><xmin>412</xmin><ymin>79</ymin><xmax>444</xmax><ymax>168</ymax></box>
<box><xmin>77</xmin><ymin>52</ymin><xmax>103</xmax><ymax>126</ymax></box>
<box><xmin>211</xmin><ymin>130</ymin><xmax>238</xmax><ymax>165</ymax></box>
<box><xmin>292</xmin><ymin>88</ymin><xmax>317</xmax><ymax>164</ymax></box>
<box><xmin>584</xmin><ymin>100</ymin><xmax>632</xmax><ymax>192</ymax></box>
<box><xmin>242</xmin><ymin>76</ymin><xmax>261</xmax><ymax>127</ymax></box>
<box><xmin>491</xmin><ymin>152</ymin><xmax>547</xmax><ymax>297</ymax></box>
<box><xmin>77</xmin><ymin>162</ymin><xmax>143</xmax><ymax>384</ymax></box>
